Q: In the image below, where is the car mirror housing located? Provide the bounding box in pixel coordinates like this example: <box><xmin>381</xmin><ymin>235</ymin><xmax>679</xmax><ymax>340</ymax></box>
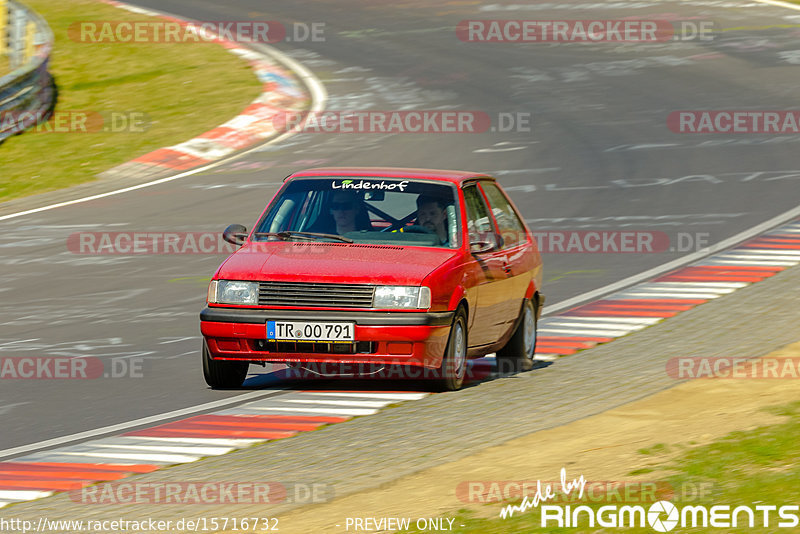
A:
<box><xmin>222</xmin><ymin>224</ymin><xmax>248</xmax><ymax>246</ymax></box>
<box><xmin>470</xmin><ymin>231</ymin><xmax>500</xmax><ymax>254</ymax></box>
<box><xmin>470</xmin><ymin>240</ymin><xmax>496</xmax><ymax>254</ymax></box>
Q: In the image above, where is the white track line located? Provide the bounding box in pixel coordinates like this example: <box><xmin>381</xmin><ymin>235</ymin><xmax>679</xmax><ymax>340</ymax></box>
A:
<box><xmin>90</xmin><ymin>443</ymin><xmax>233</xmax><ymax>456</ymax></box>
<box><xmin>631</xmin><ymin>286</ymin><xmax>736</xmax><ymax>294</ymax></box>
<box><xmin>124</xmin><ymin>436</ymin><xmax>261</xmax><ymax>446</ymax></box>
<box><xmin>734</xmin><ymin>249</ymin><xmax>800</xmax><ymax>256</ymax></box>
<box><xmin>0</xmin><ymin>390</ymin><xmax>284</xmax><ymax>460</ymax></box>
<box><xmin>277</xmin><ymin>399</ymin><xmax>392</xmax><ymax>408</ymax></box>
<box><xmin>97</xmin><ymin>437</ymin><xmax>235</xmax><ymax>449</ymax></box>
<box><xmin>711</xmin><ymin>254</ymin><xmax>800</xmax><ymax>262</ymax></box>
<box><xmin>538</xmin><ymin>323</ymin><xmax>637</xmax><ymax>331</ymax></box>
<box><xmin>239</xmin><ymin>406</ymin><xmax>379</xmax><ymax>416</ymax></box>
<box><xmin>702</xmin><ymin>259</ymin><xmax>796</xmax><ymax>265</ymax></box>
<box><xmin>610</xmin><ymin>292</ymin><xmax>723</xmax><ymax>299</ymax></box>
<box><xmin>541</xmin><ymin>321</ymin><xmax>647</xmax><ymax>331</ymax></box>
<box><xmin>543</xmin><ymin>204</ymin><xmax>800</xmax><ymax>315</ymax></box>
<box><xmin>545</xmin><ymin>317</ymin><xmax>662</xmax><ymax>324</ymax></box>
<box><xmin>538</xmin><ymin>328</ymin><xmax>632</xmax><ymax>337</ymax></box>
<box><xmin>0</xmin><ymin>491</ymin><xmax>53</xmax><ymax>502</ymax></box>
<box><xmin>701</xmin><ymin>259</ymin><xmax>796</xmax><ymax>266</ymax></box>
<box><xmin>52</xmin><ymin>451</ymin><xmax>201</xmax><ymax>463</ymax></box>
<box><xmin>302</xmin><ymin>392</ymin><xmax>429</xmax><ymax>400</ymax></box>
<box><xmin>649</xmin><ymin>282</ymin><xmax>749</xmax><ymax>288</ymax></box>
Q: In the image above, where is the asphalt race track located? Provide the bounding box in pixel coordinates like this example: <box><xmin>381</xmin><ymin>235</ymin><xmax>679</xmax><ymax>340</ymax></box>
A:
<box><xmin>1</xmin><ymin>0</ymin><xmax>799</xmax><ymax>458</ymax></box>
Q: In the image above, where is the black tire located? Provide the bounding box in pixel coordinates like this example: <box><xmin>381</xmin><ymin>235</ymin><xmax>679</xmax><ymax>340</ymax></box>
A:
<box><xmin>202</xmin><ymin>342</ymin><xmax>249</xmax><ymax>389</ymax></box>
<box><xmin>496</xmin><ymin>298</ymin><xmax>537</xmax><ymax>374</ymax></box>
<box><xmin>434</xmin><ymin>308</ymin><xmax>468</xmax><ymax>391</ymax></box>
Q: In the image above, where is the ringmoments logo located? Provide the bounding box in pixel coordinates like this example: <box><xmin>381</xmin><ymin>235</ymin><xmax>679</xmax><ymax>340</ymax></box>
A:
<box><xmin>500</xmin><ymin>468</ymin><xmax>800</xmax><ymax>531</ymax></box>
<box><xmin>648</xmin><ymin>501</ymin><xmax>679</xmax><ymax>532</ymax></box>
<box><xmin>535</xmin><ymin>502</ymin><xmax>800</xmax><ymax>530</ymax></box>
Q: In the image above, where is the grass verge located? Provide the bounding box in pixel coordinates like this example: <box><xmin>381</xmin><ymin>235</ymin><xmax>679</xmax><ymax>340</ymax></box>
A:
<box><xmin>399</xmin><ymin>400</ymin><xmax>800</xmax><ymax>533</ymax></box>
<box><xmin>0</xmin><ymin>0</ymin><xmax>262</xmax><ymax>202</ymax></box>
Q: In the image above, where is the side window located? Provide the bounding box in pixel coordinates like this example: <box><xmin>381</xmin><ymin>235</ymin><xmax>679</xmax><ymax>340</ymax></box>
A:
<box><xmin>462</xmin><ymin>185</ymin><xmax>495</xmax><ymax>243</ymax></box>
<box><xmin>480</xmin><ymin>183</ymin><xmax>527</xmax><ymax>248</ymax></box>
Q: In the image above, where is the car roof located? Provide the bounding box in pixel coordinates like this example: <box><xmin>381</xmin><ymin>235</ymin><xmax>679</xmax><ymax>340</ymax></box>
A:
<box><xmin>286</xmin><ymin>167</ymin><xmax>496</xmax><ymax>185</ymax></box>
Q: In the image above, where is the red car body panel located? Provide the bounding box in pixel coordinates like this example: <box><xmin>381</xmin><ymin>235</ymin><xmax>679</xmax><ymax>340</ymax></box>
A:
<box><xmin>217</xmin><ymin>242</ymin><xmax>458</xmax><ymax>290</ymax></box>
<box><xmin>200</xmin><ymin>167</ymin><xmax>543</xmax><ymax>370</ymax></box>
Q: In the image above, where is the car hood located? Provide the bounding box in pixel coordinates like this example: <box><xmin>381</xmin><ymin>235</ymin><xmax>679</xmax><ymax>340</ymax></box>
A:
<box><xmin>217</xmin><ymin>241</ymin><xmax>458</xmax><ymax>286</ymax></box>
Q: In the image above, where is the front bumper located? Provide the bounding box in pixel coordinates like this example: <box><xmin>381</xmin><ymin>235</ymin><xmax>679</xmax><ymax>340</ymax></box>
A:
<box><xmin>200</xmin><ymin>307</ymin><xmax>454</xmax><ymax>367</ymax></box>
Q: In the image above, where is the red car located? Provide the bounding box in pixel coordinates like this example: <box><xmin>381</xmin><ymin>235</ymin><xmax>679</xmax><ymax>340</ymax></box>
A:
<box><xmin>200</xmin><ymin>167</ymin><xmax>543</xmax><ymax>390</ymax></box>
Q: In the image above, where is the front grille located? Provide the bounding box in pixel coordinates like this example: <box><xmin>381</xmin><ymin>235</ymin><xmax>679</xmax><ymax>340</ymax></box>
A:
<box><xmin>258</xmin><ymin>281</ymin><xmax>375</xmax><ymax>308</ymax></box>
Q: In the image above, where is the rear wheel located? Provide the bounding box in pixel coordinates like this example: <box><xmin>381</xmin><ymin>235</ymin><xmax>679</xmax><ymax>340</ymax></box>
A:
<box><xmin>496</xmin><ymin>298</ymin><xmax>537</xmax><ymax>373</ymax></box>
<box><xmin>434</xmin><ymin>308</ymin><xmax>468</xmax><ymax>391</ymax></box>
<box><xmin>202</xmin><ymin>342</ymin><xmax>249</xmax><ymax>389</ymax></box>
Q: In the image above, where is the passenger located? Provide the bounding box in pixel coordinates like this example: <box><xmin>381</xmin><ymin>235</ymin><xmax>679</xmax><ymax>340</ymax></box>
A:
<box><xmin>329</xmin><ymin>191</ymin><xmax>373</xmax><ymax>234</ymax></box>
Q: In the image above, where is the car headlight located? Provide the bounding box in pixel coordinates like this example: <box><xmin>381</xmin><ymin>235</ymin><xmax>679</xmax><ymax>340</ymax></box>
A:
<box><xmin>373</xmin><ymin>286</ymin><xmax>431</xmax><ymax>309</ymax></box>
<box><xmin>208</xmin><ymin>280</ymin><xmax>258</xmax><ymax>305</ymax></box>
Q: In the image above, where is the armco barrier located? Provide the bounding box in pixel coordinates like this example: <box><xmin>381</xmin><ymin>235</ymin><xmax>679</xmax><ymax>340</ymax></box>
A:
<box><xmin>0</xmin><ymin>0</ymin><xmax>54</xmax><ymax>142</ymax></box>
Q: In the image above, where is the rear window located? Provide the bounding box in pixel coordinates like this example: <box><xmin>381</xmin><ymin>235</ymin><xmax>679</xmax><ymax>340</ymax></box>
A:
<box><xmin>481</xmin><ymin>182</ymin><xmax>528</xmax><ymax>248</ymax></box>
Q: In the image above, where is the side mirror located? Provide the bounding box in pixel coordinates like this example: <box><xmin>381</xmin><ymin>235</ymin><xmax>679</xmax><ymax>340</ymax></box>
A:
<box><xmin>470</xmin><ymin>240</ymin><xmax>495</xmax><ymax>254</ymax></box>
<box><xmin>470</xmin><ymin>233</ymin><xmax>499</xmax><ymax>254</ymax></box>
<box><xmin>222</xmin><ymin>224</ymin><xmax>248</xmax><ymax>246</ymax></box>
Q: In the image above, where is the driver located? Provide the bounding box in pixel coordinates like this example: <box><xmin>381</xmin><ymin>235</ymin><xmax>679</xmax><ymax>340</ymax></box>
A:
<box><xmin>415</xmin><ymin>194</ymin><xmax>450</xmax><ymax>246</ymax></box>
<box><xmin>329</xmin><ymin>191</ymin><xmax>373</xmax><ymax>234</ymax></box>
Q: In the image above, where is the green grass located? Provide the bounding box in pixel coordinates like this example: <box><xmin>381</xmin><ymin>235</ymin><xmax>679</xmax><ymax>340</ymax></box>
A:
<box><xmin>637</xmin><ymin>443</ymin><xmax>669</xmax><ymax>456</ymax></box>
<box><xmin>0</xmin><ymin>0</ymin><xmax>263</xmax><ymax>202</ymax></box>
<box><xmin>398</xmin><ymin>400</ymin><xmax>800</xmax><ymax>533</ymax></box>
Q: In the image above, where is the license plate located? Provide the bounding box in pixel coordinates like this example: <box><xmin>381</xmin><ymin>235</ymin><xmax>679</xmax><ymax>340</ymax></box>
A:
<box><xmin>266</xmin><ymin>321</ymin><xmax>355</xmax><ymax>342</ymax></box>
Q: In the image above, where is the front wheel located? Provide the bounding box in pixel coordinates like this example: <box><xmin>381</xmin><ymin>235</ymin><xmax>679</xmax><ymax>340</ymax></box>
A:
<box><xmin>496</xmin><ymin>298</ymin><xmax>537</xmax><ymax>374</ymax></box>
<box><xmin>202</xmin><ymin>342</ymin><xmax>249</xmax><ymax>389</ymax></box>
<box><xmin>434</xmin><ymin>308</ymin><xmax>468</xmax><ymax>391</ymax></box>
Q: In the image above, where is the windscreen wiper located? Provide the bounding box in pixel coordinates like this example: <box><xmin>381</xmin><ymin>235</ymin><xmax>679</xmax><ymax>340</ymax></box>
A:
<box><xmin>253</xmin><ymin>231</ymin><xmax>354</xmax><ymax>243</ymax></box>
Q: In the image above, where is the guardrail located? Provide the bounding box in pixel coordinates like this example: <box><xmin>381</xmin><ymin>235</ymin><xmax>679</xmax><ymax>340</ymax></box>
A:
<box><xmin>0</xmin><ymin>0</ymin><xmax>54</xmax><ymax>142</ymax></box>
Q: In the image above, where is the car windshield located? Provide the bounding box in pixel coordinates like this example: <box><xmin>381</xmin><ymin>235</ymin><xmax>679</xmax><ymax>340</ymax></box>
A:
<box><xmin>253</xmin><ymin>177</ymin><xmax>460</xmax><ymax>248</ymax></box>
